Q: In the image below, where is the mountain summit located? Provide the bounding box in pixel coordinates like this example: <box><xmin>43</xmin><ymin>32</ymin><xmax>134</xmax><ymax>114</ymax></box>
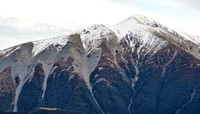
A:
<box><xmin>0</xmin><ymin>15</ymin><xmax>200</xmax><ymax>114</ymax></box>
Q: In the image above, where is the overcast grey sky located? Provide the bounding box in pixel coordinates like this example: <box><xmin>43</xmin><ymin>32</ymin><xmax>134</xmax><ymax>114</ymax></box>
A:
<box><xmin>173</xmin><ymin>0</ymin><xmax>200</xmax><ymax>10</ymax></box>
<box><xmin>0</xmin><ymin>0</ymin><xmax>199</xmax><ymax>50</ymax></box>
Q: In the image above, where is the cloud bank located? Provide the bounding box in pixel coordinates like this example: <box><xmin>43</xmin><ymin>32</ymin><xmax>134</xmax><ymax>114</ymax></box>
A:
<box><xmin>0</xmin><ymin>16</ymin><xmax>76</xmax><ymax>49</ymax></box>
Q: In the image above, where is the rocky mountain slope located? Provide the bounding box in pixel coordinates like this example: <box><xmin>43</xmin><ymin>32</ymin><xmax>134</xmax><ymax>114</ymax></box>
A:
<box><xmin>0</xmin><ymin>15</ymin><xmax>200</xmax><ymax>114</ymax></box>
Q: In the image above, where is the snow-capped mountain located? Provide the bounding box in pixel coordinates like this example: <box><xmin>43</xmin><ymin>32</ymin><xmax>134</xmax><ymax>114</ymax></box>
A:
<box><xmin>0</xmin><ymin>15</ymin><xmax>200</xmax><ymax>114</ymax></box>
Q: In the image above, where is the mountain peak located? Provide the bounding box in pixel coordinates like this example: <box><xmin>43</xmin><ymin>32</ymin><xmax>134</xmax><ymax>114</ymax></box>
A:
<box><xmin>114</xmin><ymin>14</ymin><xmax>162</xmax><ymax>37</ymax></box>
<box><xmin>80</xmin><ymin>24</ymin><xmax>116</xmax><ymax>43</ymax></box>
<box><xmin>128</xmin><ymin>14</ymin><xmax>151</xmax><ymax>21</ymax></box>
<box><xmin>125</xmin><ymin>14</ymin><xmax>166</xmax><ymax>29</ymax></box>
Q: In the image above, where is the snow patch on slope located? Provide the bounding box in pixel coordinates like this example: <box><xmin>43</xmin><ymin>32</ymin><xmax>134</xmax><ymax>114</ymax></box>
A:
<box><xmin>13</xmin><ymin>76</ymin><xmax>31</xmax><ymax>112</ymax></box>
<box><xmin>115</xmin><ymin>15</ymin><xmax>167</xmax><ymax>36</ymax></box>
<box><xmin>115</xmin><ymin>16</ymin><xmax>148</xmax><ymax>39</ymax></box>
<box><xmin>32</xmin><ymin>36</ymin><xmax>69</xmax><ymax>57</ymax></box>
<box><xmin>178</xmin><ymin>31</ymin><xmax>200</xmax><ymax>44</ymax></box>
<box><xmin>41</xmin><ymin>63</ymin><xmax>55</xmax><ymax>99</ymax></box>
<box><xmin>80</xmin><ymin>24</ymin><xmax>115</xmax><ymax>53</ymax></box>
<box><xmin>13</xmin><ymin>64</ymin><xmax>35</xmax><ymax>112</ymax></box>
<box><xmin>0</xmin><ymin>46</ymin><xmax>20</xmax><ymax>57</ymax></box>
<box><xmin>115</xmin><ymin>14</ymin><xmax>200</xmax><ymax>48</ymax></box>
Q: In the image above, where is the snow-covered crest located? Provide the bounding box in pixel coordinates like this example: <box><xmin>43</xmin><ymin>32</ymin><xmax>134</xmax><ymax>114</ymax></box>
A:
<box><xmin>80</xmin><ymin>24</ymin><xmax>118</xmax><ymax>53</ymax></box>
<box><xmin>32</xmin><ymin>35</ymin><xmax>69</xmax><ymax>57</ymax></box>
<box><xmin>0</xmin><ymin>14</ymin><xmax>199</xmax><ymax>59</ymax></box>
<box><xmin>178</xmin><ymin>31</ymin><xmax>200</xmax><ymax>44</ymax></box>
<box><xmin>0</xmin><ymin>46</ymin><xmax>20</xmax><ymax>57</ymax></box>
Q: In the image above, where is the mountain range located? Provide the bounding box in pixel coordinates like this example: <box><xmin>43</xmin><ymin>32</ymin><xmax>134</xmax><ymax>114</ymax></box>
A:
<box><xmin>0</xmin><ymin>15</ymin><xmax>200</xmax><ymax>114</ymax></box>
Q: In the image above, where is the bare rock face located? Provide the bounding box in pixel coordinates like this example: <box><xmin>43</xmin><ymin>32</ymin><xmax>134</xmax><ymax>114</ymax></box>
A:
<box><xmin>0</xmin><ymin>15</ymin><xmax>200</xmax><ymax>114</ymax></box>
<box><xmin>0</xmin><ymin>67</ymin><xmax>16</xmax><ymax>112</ymax></box>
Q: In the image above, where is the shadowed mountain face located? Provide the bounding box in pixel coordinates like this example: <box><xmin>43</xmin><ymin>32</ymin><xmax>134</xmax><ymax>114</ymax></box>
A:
<box><xmin>0</xmin><ymin>15</ymin><xmax>200</xmax><ymax>114</ymax></box>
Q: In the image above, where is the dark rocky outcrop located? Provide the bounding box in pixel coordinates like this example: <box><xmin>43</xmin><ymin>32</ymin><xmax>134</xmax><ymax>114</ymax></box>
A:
<box><xmin>0</xmin><ymin>67</ymin><xmax>16</xmax><ymax>112</ymax></box>
<box><xmin>17</xmin><ymin>62</ymin><xmax>45</xmax><ymax>111</ymax></box>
